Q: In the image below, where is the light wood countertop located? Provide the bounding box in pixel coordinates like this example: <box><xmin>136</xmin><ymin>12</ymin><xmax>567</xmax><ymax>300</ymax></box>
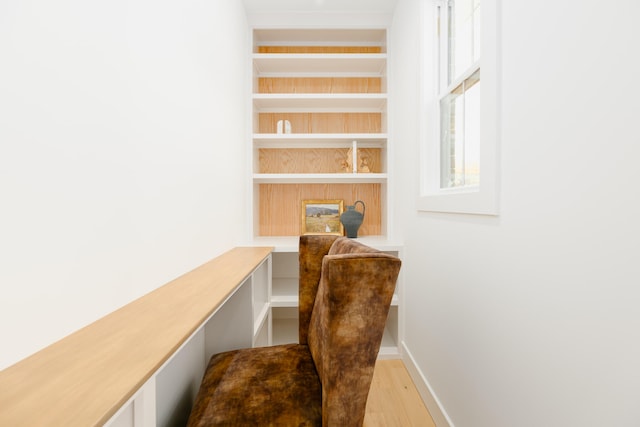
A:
<box><xmin>0</xmin><ymin>246</ymin><xmax>273</xmax><ymax>427</ymax></box>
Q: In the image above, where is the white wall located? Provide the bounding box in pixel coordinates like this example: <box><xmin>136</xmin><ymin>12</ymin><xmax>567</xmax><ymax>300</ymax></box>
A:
<box><xmin>0</xmin><ymin>0</ymin><xmax>249</xmax><ymax>369</ymax></box>
<box><xmin>392</xmin><ymin>0</ymin><xmax>640</xmax><ymax>426</ymax></box>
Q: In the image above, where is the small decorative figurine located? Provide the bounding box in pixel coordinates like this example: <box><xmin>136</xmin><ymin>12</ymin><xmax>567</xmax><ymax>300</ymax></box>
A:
<box><xmin>276</xmin><ymin>119</ymin><xmax>291</xmax><ymax>134</ymax></box>
<box><xmin>341</xmin><ymin>147</ymin><xmax>354</xmax><ymax>172</ymax></box>
<box><xmin>358</xmin><ymin>156</ymin><xmax>370</xmax><ymax>173</ymax></box>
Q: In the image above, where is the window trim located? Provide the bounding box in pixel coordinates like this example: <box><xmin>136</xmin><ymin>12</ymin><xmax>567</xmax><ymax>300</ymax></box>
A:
<box><xmin>417</xmin><ymin>0</ymin><xmax>499</xmax><ymax>215</ymax></box>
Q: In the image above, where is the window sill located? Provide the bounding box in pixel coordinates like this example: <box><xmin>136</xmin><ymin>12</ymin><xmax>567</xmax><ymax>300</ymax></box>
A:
<box><xmin>416</xmin><ymin>185</ymin><xmax>498</xmax><ymax>216</ymax></box>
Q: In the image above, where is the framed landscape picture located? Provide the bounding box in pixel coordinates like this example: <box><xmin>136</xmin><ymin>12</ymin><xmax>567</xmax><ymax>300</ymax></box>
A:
<box><xmin>301</xmin><ymin>199</ymin><xmax>344</xmax><ymax>236</ymax></box>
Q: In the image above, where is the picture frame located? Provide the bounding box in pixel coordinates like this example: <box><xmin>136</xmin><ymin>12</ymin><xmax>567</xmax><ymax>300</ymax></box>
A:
<box><xmin>301</xmin><ymin>199</ymin><xmax>344</xmax><ymax>236</ymax></box>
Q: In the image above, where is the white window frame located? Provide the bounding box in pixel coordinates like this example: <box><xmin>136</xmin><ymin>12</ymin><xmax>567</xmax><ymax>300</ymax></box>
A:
<box><xmin>417</xmin><ymin>0</ymin><xmax>499</xmax><ymax>215</ymax></box>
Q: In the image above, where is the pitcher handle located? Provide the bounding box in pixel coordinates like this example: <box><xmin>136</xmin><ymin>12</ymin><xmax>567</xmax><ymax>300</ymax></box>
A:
<box><xmin>354</xmin><ymin>200</ymin><xmax>365</xmax><ymax>219</ymax></box>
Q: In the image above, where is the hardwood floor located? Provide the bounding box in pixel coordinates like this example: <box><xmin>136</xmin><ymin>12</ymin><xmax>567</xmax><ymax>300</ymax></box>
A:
<box><xmin>364</xmin><ymin>359</ymin><xmax>436</xmax><ymax>427</ymax></box>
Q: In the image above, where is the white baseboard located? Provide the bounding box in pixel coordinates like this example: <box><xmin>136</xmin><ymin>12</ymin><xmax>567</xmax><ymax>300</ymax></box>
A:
<box><xmin>401</xmin><ymin>341</ymin><xmax>455</xmax><ymax>427</ymax></box>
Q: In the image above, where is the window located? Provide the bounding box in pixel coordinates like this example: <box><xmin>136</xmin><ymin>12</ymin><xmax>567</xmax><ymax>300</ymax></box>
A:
<box><xmin>418</xmin><ymin>0</ymin><xmax>499</xmax><ymax>215</ymax></box>
<box><xmin>440</xmin><ymin>0</ymin><xmax>480</xmax><ymax>190</ymax></box>
<box><xmin>440</xmin><ymin>69</ymin><xmax>480</xmax><ymax>189</ymax></box>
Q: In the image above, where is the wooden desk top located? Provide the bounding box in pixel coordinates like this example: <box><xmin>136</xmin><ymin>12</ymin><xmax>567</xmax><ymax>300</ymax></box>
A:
<box><xmin>0</xmin><ymin>246</ymin><xmax>273</xmax><ymax>426</ymax></box>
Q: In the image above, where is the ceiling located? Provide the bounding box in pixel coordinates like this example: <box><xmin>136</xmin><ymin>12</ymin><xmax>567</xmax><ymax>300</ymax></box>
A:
<box><xmin>242</xmin><ymin>0</ymin><xmax>399</xmax><ymax>14</ymax></box>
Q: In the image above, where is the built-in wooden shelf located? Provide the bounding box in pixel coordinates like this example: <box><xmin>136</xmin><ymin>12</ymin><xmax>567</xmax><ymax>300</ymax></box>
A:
<box><xmin>257</xmin><ymin>182</ymin><xmax>382</xmax><ymax>236</ymax></box>
<box><xmin>253</xmin><ymin>133</ymin><xmax>387</xmax><ymax>148</ymax></box>
<box><xmin>249</xmin><ymin>28</ymin><xmax>401</xmax><ymax>358</ymax></box>
<box><xmin>253</xmin><ymin>93</ymin><xmax>387</xmax><ymax>111</ymax></box>
<box><xmin>258</xmin><ymin>147</ymin><xmax>382</xmax><ymax>174</ymax></box>
<box><xmin>253</xmin><ymin>173</ymin><xmax>387</xmax><ymax>184</ymax></box>
<box><xmin>258</xmin><ymin>77</ymin><xmax>382</xmax><ymax>94</ymax></box>
<box><xmin>257</xmin><ymin>112</ymin><xmax>383</xmax><ymax>134</ymax></box>
<box><xmin>0</xmin><ymin>247</ymin><xmax>273</xmax><ymax>427</ymax></box>
<box><xmin>253</xmin><ymin>54</ymin><xmax>387</xmax><ymax>75</ymax></box>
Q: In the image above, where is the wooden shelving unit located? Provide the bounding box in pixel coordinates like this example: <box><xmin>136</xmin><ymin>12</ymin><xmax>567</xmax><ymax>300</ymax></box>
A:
<box><xmin>251</xmin><ymin>29</ymin><xmax>389</xmax><ymax>239</ymax></box>
<box><xmin>249</xmin><ymin>28</ymin><xmax>401</xmax><ymax>358</ymax></box>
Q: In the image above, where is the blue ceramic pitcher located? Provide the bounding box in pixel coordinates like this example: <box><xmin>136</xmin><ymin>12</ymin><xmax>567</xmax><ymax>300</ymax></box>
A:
<box><xmin>340</xmin><ymin>200</ymin><xmax>365</xmax><ymax>238</ymax></box>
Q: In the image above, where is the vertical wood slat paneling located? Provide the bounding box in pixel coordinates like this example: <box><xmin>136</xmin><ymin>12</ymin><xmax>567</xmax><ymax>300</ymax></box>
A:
<box><xmin>259</xmin><ymin>148</ymin><xmax>347</xmax><ymax>173</ymax></box>
<box><xmin>259</xmin><ymin>184</ymin><xmax>381</xmax><ymax>236</ymax></box>
<box><xmin>258</xmin><ymin>113</ymin><xmax>382</xmax><ymax>134</ymax></box>
<box><xmin>259</xmin><ymin>77</ymin><xmax>382</xmax><ymax>94</ymax></box>
<box><xmin>258</xmin><ymin>148</ymin><xmax>382</xmax><ymax>174</ymax></box>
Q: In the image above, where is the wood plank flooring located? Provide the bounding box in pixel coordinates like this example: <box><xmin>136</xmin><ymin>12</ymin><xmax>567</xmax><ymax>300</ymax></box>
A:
<box><xmin>364</xmin><ymin>359</ymin><xmax>436</xmax><ymax>427</ymax></box>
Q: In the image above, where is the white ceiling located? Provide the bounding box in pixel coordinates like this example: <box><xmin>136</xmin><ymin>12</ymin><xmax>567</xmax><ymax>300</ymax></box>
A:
<box><xmin>242</xmin><ymin>0</ymin><xmax>398</xmax><ymax>14</ymax></box>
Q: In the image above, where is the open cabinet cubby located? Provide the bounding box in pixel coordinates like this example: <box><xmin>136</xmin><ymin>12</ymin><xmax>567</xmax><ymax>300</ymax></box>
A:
<box><xmin>269</xmin><ymin>249</ymin><xmax>401</xmax><ymax>358</ymax></box>
<box><xmin>257</xmin><ymin>183</ymin><xmax>382</xmax><ymax>237</ymax></box>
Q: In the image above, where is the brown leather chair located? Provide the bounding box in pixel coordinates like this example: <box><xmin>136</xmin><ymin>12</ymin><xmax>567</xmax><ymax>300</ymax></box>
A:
<box><xmin>187</xmin><ymin>235</ymin><xmax>401</xmax><ymax>426</ymax></box>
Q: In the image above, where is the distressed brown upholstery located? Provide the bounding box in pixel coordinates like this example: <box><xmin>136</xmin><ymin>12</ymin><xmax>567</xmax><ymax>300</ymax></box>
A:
<box><xmin>187</xmin><ymin>236</ymin><xmax>401</xmax><ymax>427</ymax></box>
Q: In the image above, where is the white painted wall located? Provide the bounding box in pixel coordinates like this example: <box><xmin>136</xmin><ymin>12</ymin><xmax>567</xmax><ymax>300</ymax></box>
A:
<box><xmin>4</xmin><ymin>1</ymin><xmax>639</xmax><ymax>424</ymax></box>
<box><xmin>392</xmin><ymin>0</ymin><xmax>640</xmax><ymax>425</ymax></box>
<box><xmin>0</xmin><ymin>0</ymin><xmax>249</xmax><ymax>369</ymax></box>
